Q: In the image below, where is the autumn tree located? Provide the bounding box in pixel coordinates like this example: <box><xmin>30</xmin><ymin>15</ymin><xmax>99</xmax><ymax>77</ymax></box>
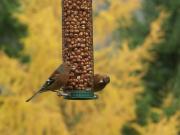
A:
<box><xmin>116</xmin><ymin>0</ymin><xmax>180</xmax><ymax>134</ymax></box>
<box><xmin>0</xmin><ymin>0</ymin><xmax>29</xmax><ymax>62</ymax></box>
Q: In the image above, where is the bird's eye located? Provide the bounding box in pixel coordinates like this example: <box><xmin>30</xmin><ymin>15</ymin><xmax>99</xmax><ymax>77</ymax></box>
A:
<box><xmin>99</xmin><ymin>80</ymin><xmax>103</xmax><ymax>83</ymax></box>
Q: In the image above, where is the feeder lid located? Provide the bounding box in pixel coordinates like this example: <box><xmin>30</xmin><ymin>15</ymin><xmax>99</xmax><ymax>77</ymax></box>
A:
<box><xmin>63</xmin><ymin>90</ymin><xmax>98</xmax><ymax>100</ymax></box>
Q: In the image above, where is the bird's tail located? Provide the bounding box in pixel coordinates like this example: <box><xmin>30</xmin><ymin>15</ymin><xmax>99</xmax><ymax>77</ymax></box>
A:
<box><xmin>26</xmin><ymin>91</ymin><xmax>41</xmax><ymax>102</ymax></box>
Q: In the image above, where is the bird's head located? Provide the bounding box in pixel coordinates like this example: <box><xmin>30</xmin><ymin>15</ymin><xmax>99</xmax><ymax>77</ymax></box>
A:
<box><xmin>99</xmin><ymin>75</ymin><xmax>110</xmax><ymax>85</ymax></box>
<box><xmin>93</xmin><ymin>74</ymin><xmax>110</xmax><ymax>92</ymax></box>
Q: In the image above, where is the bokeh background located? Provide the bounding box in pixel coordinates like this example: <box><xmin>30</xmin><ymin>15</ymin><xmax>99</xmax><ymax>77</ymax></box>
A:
<box><xmin>0</xmin><ymin>0</ymin><xmax>180</xmax><ymax>135</ymax></box>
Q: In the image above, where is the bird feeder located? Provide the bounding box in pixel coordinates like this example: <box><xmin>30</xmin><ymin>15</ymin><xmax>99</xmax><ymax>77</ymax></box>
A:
<box><xmin>61</xmin><ymin>0</ymin><xmax>97</xmax><ymax>100</ymax></box>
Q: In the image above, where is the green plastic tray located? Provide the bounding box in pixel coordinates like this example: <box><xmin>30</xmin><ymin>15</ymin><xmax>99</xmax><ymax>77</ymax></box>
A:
<box><xmin>63</xmin><ymin>90</ymin><xmax>98</xmax><ymax>100</ymax></box>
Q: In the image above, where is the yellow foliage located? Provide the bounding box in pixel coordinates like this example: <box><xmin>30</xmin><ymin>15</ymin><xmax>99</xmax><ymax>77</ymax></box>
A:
<box><xmin>0</xmin><ymin>0</ymin><xmax>179</xmax><ymax>135</ymax></box>
<box><xmin>0</xmin><ymin>96</ymin><xmax>69</xmax><ymax>135</ymax></box>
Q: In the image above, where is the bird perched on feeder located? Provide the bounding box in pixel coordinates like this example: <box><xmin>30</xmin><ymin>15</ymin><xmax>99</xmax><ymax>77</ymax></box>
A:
<box><xmin>93</xmin><ymin>74</ymin><xmax>110</xmax><ymax>92</ymax></box>
<box><xmin>26</xmin><ymin>63</ymin><xmax>71</xmax><ymax>102</ymax></box>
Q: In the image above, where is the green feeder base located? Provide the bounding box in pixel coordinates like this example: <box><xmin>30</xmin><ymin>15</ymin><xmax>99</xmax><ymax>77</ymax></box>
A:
<box><xmin>63</xmin><ymin>90</ymin><xmax>98</xmax><ymax>100</ymax></box>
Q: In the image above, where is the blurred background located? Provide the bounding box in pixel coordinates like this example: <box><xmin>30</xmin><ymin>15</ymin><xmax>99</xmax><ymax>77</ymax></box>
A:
<box><xmin>0</xmin><ymin>0</ymin><xmax>179</xmax><ymax>135</ymax></box>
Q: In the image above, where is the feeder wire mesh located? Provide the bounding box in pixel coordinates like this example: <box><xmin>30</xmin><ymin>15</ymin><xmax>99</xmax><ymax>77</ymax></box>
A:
<box><xmin>62</xmin><ymin>0</ymin><xmax>97</xmax><ymax>99</ymax></box>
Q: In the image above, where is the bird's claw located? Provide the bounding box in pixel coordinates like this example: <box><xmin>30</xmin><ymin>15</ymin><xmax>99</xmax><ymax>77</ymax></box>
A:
<box><xmin>57</xmin><ymin>91</ymin><xmax>69</xmax><ymax>97</ymax></box>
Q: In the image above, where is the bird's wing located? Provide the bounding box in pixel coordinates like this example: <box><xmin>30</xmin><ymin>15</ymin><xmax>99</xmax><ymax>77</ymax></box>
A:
<box><xmin>59</xmin><ymin>64</ymin><xmax>64</xmax><ymax>72</ymax></box>
<box><xmin>57</xmin><ymin>63</ymin><xmax>71</xmax><ymax>74</ymax></box>
<box><xmin>57</xmin><ymin>64</ymin><xmax>66</xmax><ymax>73</ymax></box>
<box><xmin>40</xmin><ymin>78</ymin><xmax>55</xmax><ymax>90</ymax></box>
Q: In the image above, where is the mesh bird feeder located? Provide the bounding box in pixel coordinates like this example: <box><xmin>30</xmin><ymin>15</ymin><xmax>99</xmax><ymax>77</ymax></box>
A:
<box><xmin>62</xmin><ymin>0</ymin><xmax>97</xmax><ymax>100</ymax></box>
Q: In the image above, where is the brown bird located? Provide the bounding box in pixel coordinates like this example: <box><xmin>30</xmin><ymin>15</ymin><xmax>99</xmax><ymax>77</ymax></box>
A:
<box><xmin>93</xmin><ymin>74</ymin><xmax>110</xmax><ymax>92</ymax></box>
<box><xmin>26</xmin><ymin>63</ymin><xmax>71</xmax><ymax>102</ymax></box>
